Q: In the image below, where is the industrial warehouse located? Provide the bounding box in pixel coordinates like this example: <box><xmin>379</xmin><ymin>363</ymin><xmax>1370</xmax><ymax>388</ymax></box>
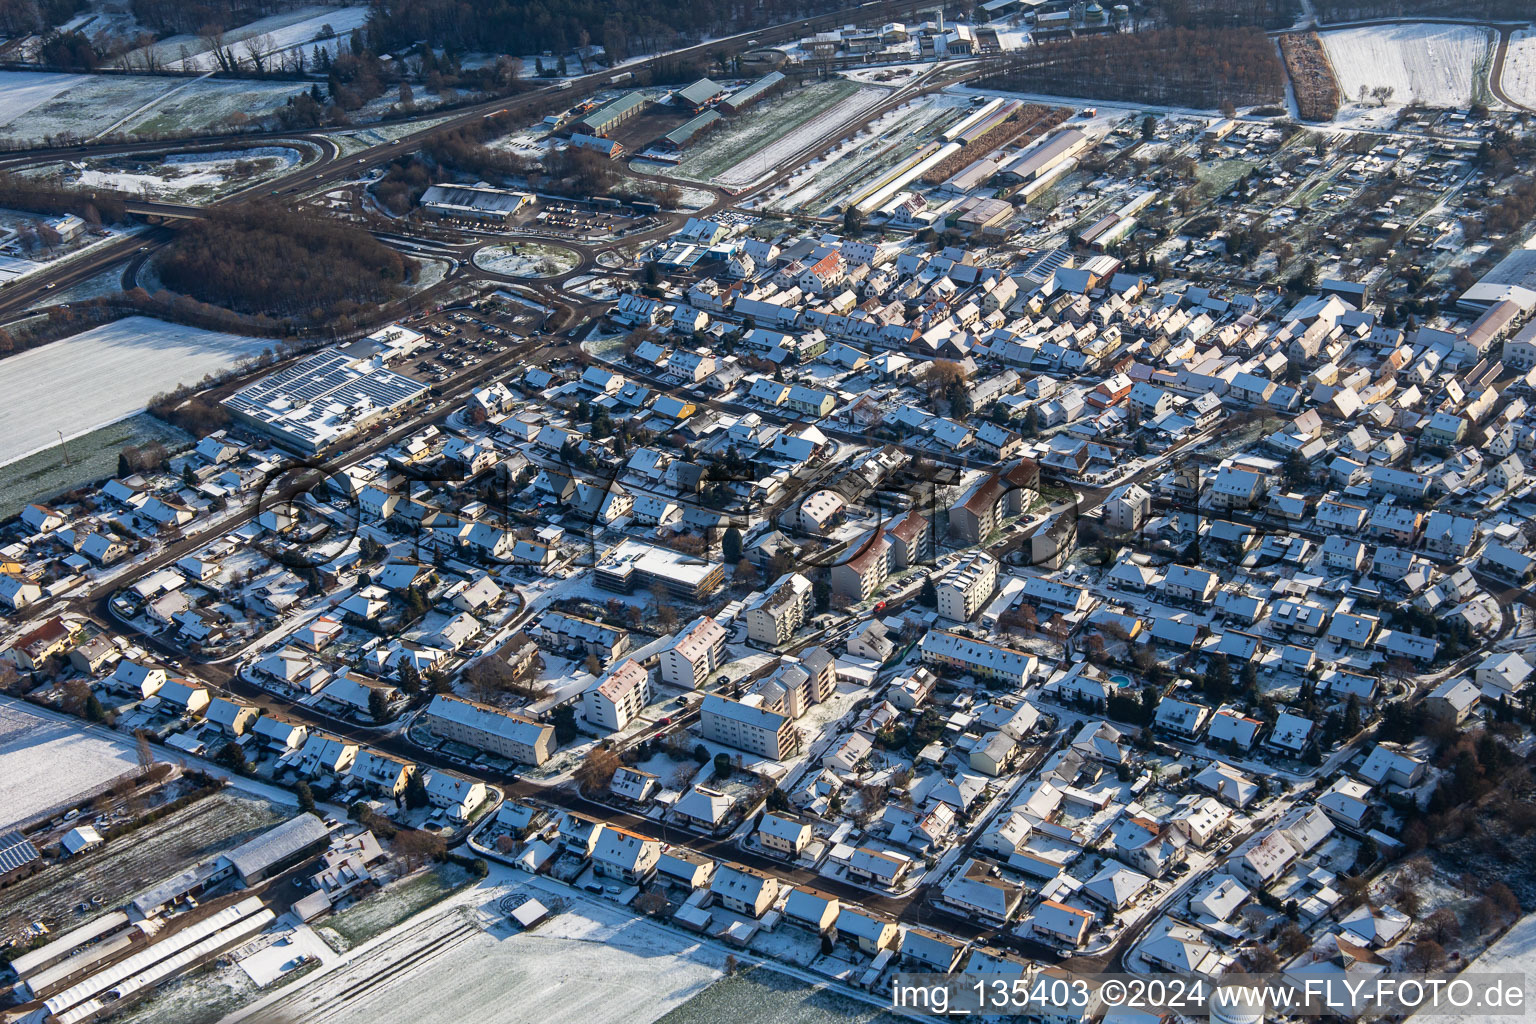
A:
<box><xmin>417</xmin><ymin>184</ymin><xmax>535</xmax><ymax>226</ymax></box>
<box><xmin>221</xmin><ymin>349</ymin><xmax>428</xmax><ymax>454</ymax></box>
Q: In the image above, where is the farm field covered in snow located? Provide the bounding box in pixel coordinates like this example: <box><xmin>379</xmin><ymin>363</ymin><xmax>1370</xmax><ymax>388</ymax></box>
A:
<box><xmin>0</xmin><ymin>74</ymin><xmax>311</xmax><ymax>143</ymax></box>
<box><xmin>0</xmin><ymin>71</ymin><xmax>91</xmax><ymax>126</ymax></box>
<box><xmin>0</xmin><ymin>316</ymin><xmax>265</xmax><ymax>466</ymax></box>
<box><xmin>0</xmin><ymin>699</ymin><xmax>140</xmax><ymax>830</ymax></box>
<box><xmin>270</xmin><ymin>885</ymin><xmax>728</xmax><ymax>1024</ymax></box>
<box><xmin>1320</xmin><ymin>24</ymin><xmax>1492</xmax><ymax>109</ymax></box>
<box><xmin>1502</xmin><ymin>30</ymin><xmax>1536</xmax><ymax>110</ymax></box>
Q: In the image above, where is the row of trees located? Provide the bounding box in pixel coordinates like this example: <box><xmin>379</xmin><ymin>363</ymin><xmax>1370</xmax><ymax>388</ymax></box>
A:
<box><xmin>0</xmin><ymin>0</ymin><xmax>84</xmax><ymax>35</ymax></box>
<box><xmin>0</xmin><ymin>171</ymin><xmax>126</xmax><ymax>224</ymax></box>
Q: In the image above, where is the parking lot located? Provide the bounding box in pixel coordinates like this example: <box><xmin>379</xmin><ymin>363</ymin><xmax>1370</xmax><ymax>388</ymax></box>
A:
<box><xmin>399</xmin><ymin>304</ymin><xmax>542</xmax><ymax>385</ymax></box>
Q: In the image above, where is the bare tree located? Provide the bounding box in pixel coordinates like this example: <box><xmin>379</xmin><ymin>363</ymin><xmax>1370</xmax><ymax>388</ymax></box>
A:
<box><xmin>134</xmin><ymin>729</ymin><xmax>155</xmax><ymax>777</ymax></box>
<box><xmin>393</xmin><ymin>829</ymin><xmax>447</xmax><ymax>869</ymax></box>
<box><xmin>242</xmin><ymin>32</ymin><xmax>274</xmax><ymax>72</ymax></box>
<box><xmin>575</xmin><ymin>746</ymin><xmax>622</xmax><ymax>793</ymax></box>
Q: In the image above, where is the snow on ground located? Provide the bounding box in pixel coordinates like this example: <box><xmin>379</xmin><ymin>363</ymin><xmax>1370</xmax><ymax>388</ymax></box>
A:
<box><xmin>122</xmin><ymin>79</ymin><xmax>314</xmax><ymax>136</ymax></box>
<box><xmin>668</xmin><ymin>81</ymin><xmax>885</xmax><ymax>187</ymax></box>
<box><xmin>239</xmin><ymin>925</ymin><xmax>334</xmax><ymax>986</ymax></box>
<box><xmin>1502</xmin><ymin>30</ymin><xmax>1536</xmax><ymax>110</ymax></box>
<box><xmin>769</xmin><ymin>94</ymin><xmax>963</xmax><ymax>214</ymax></box>
<box><xmin>0</xmin><ymin>316</ymin><xmax>265</xmax><ymax>467</ymax></box>
<box><xmin>0</xmin><ymin>75</ymin><xmax>312</xmax><ymax>143</ymax></box>
<box><xmin>1320</xmin><ymin>24</ymin><xmax>1492</xmax><ymax>109</ymax></box>
<box><xmin>474</xmin><ymin>243</ymin><xmax>580</xmax><ymax>278</ymax></box>
<box><xmin>1409</xmin><ymin>911</ymin><xmax>1536</xmax><ymax>1024</ymax></box>
<box><xmin>715</xmin><ymin>86</ymin><xmax>887</xmax><ymax>188</ymax></box>
<box><xmin>0</xmin><ymin>71</ymin><xmax>91</xmax><ymax>127</ymax></box>
<box><xmin>127</xmin><ymin>6</ymin><xmax>369</xmax><ymax>71</ymax></box>
<box><xmin>0</xmin><ymin>75</ymin><xmax>174</xmax><ymax>141</ymax></box>
<box><xmin>268</xmin><ymin>878</ymin><xmax>727</xmax><ymax>1024</ymax></box>
<box><xmin>73</xmin><ymin>147</ymin><xmax>300</xmax><ymax>200</ymax></box>
<box><xmin>0</xmin><ymin>698</ymin><xmax>141</xmax><ymax>830</ymax></box>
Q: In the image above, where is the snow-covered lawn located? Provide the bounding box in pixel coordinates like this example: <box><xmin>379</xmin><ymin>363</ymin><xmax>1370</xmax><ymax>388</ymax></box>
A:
<box><xmin>474</xmin><ymin>243</ymin><xmax>581</xmax><ymax>278</ymax></box>
<box><xmin>0</xmin><ymin>699</ymin><xmax>140</xmax><ymax>829</ymax></box>
<box><xmin>1501</xmin><ymin>30</ymin><xmax>1536</xmax><ymax>110</ymax></box>
<box><xmin>0</xmin><ymin>316</ymin><xmax>265</xmax><ymax>467</ymax></box>
<box><xmin>1412</xmin><ymin>911</ymin><xmax>1536</xmax><ymax>1024</ymax></box>
<box><xmin>1320</xmin><ymin>24</ymin><xmax>1493</xmax><ymax>109</ymax></box>
<box><xmin>0</xmin><ymin>71</ymin><xmax>91</xmax><ymax>127</ymax></box>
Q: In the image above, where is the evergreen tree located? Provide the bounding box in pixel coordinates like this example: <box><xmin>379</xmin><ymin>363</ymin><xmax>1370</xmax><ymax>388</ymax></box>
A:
<box><xmin>404</xmin><ymin>769</ymin><xmax>429</xmax><ymax>809</ymax></box>
<box><xmin>369</xmin><ymin>687</ymin><xmax>396</xmax><ymax>723</ymax></box>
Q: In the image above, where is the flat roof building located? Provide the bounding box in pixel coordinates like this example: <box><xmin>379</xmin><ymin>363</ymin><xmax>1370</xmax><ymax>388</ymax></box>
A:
<box><xmin>419</xmin><ymin>183</ymin><xmax>534</xmax><ymax>224</ymax></box>
<box><xmin>594</xmin><ymin>538</ymin><xmax>723</xmax><ymax>601</ymax></box>
<box><xmin>222</xmin><ymin>349</ymin><xmax>427</xmax><ymax>454</ymax></box>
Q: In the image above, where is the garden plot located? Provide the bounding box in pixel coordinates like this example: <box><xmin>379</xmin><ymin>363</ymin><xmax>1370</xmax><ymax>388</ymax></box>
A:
<box><xmin>1320</xmin><ymin>24</ymin><xmax>1492</xmax><ymax>110</ymax></box>
<box><xmin>768</xmin><ymin>96</ymin><xmax>965</xmax><ymax>214</ymax></box>
<box><xmin>0</xmin><ymin>316</ymin><xmax>264</xmax><ymax>467</ymax></box>
<box><xmin>0</xmin><ymin>785</ymin><xmax>287</xmax><ymax>929</ymax></box>
<box><xmin>0</xmin><ymin>700</ymin><xmax>140</xmax><ymax>830</ymax></box>
<box><xmin>670</xmin><ymin>81</ymin><xmax>885</xmax><ymax>186</ymax></box>
<box><xmin>1502</xmin><ymin>30</ymin><xmax>1536</xmax><ymax>110</ymax></box>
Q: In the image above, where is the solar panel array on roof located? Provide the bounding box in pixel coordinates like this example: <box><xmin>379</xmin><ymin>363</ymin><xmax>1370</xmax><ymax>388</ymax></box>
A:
<box><xmin>222</xmin><ymin>350</ymin><xmax>427</xmax><ymax>451</ymax></box>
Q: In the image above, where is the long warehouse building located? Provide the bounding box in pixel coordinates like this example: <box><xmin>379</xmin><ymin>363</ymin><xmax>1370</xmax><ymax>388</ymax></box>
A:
<box><xmin>573</xmin><ymin>92</ymin><xmax>649</xmax><ymax>136</ymax></box>
<box><xmin>1000</xmin><ymin>128</ymin><xmax>1091</xmax><ymax>182</ymax></box>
